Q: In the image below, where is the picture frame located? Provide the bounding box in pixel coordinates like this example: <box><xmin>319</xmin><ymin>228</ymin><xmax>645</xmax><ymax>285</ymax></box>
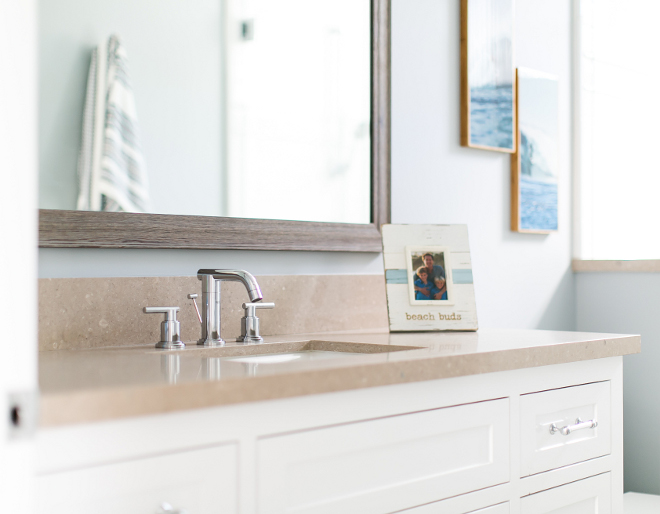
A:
<box><xmin>460</xmin><ymin>0</ymin><xmax>516</xmax><ymax>153</ymax></box>
<box><xmin>405</xmin><ymin>246</ymin><xmax>454</xmax><ymax>306</ymax></box>
<box><xmin>382</xmin><ymin>224</ymin><xmax>478</xmax><ymax>332</ymax></box>
<box><xmin>511</xmin><ymin>67</ymin><xmax>559</xmax><ymax>233</ymax></box>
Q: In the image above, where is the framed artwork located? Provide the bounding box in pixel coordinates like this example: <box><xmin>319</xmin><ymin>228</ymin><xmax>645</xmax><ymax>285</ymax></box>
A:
<box><xmin>382</xmin><ymin>224</ymin><xmax>478</xmax><ymax>332</ymax></box>
<box><xmin>460</xmin><ymin>0</ymin><xmax>515</xmax><ymax>153</ymax></box>
<box><xmin>511</xmin><ymin>67</ymin><xmax>559</xmax><ymax>233</ymax></box>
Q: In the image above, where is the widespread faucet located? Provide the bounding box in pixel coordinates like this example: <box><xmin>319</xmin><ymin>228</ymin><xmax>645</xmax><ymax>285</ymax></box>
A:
<box><xmin>195</xmin><ymin>269</ymin><xmax>263</xmax><ymax>346</ymax></box>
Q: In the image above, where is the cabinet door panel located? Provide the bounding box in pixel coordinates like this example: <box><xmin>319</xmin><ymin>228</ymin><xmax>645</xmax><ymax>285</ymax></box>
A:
<box><xmin>258</xmin><ymin>399</ymin><xmax>509</xmax><ymax>514</ymax></box>
<box><xmin>37</xmin><ymin>444</ymin><xmax>237</xmax><ymax>514</ymax></box>
<box><xmin>520</xmin><ymin>381</ymin><xmax>611</xmax><ymax>476</ymax></box>
<box><xmin>520</xmin><ymin>473</ymin><xmax>611</xmax><ymax>514</ymax></box>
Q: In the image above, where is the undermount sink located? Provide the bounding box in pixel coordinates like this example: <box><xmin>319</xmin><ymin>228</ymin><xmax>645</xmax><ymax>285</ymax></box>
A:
<box><xmin>224</xmin><ymin>350</ymin><xmax>368</xmax><ymax>365</ymax></box>
<box><xmin>160</xmin><ymin>340</ymin><xmax>422</xmax><ymax>362</ymax></box>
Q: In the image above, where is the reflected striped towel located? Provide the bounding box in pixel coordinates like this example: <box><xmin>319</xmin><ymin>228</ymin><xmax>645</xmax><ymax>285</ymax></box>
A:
<box><xmin>77</xmin><ymin>35</ymin><xmax>150</xmax><ymax>213</ymax></box>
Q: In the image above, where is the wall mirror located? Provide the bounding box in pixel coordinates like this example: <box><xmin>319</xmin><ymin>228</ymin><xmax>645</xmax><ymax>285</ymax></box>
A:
<box><xmin>38</xmin><ymin>0</ymin><xmax>389</xmax><ymax>252</ymax></box>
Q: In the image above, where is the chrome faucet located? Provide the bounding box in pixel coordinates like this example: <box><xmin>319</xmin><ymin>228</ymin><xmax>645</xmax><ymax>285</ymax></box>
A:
<box><xmin>196</xmin><ymin>269</ymin><xmax>263</xmax><ymax>346</ymax></box>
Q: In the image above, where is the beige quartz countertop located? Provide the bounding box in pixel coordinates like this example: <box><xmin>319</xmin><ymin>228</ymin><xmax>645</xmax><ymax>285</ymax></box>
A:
<box><xmin>39</xmin><ymin>328</ymin><xmax>640</xmax><ymax>427</ymax></box>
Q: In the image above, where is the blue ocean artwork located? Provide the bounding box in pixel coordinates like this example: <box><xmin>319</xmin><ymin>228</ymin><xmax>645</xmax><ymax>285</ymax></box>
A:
<box><xmin>517</xmin><ymin>87</ymin><xmax>559</xmax><ymax>232</ymax></box>
<box><xmin>520</xmin><ymin>176</ymin><xmax>558</xmax><ymax>231</ymax></box>
<box><xmin>469</xmin><ymin>85</ymin><xmax>514</xmax><ymax>150</ymax></box>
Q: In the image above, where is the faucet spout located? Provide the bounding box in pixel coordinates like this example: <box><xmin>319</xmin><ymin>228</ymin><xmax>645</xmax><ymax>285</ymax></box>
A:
<box><xmin>198</xmin><ymin>269</ymin><xmax>263</xmax><ymax>302</ymax></box>
<box><xmin>196</xmin><ymin>269</ymin><xmax>263</xmax><ymax>346</ymax></box>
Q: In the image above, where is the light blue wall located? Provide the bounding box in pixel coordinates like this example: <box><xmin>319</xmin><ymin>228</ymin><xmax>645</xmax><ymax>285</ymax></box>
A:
<box><xmin>576</xmin><ymin>272</ymin><xmax>660</xmax><ymax>494</ymax></box>
<box><xmin>40</xmin><ymin>0</ymin><xmax>577</xmax><ymax>332</ymax></box>
<box><xmin>39</xmin><ymin>248</ymin><xmax>384</xmax><ymax>278</ymax></box>
<box><xmin>39</xmin><ymin>0</ymin><xmax>225</xmax><ymax>216</ymax></box>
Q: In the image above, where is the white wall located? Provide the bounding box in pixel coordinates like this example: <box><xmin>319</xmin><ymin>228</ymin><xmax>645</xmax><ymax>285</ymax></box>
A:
<box><xmin>40</xmin><ymin>0</ymin><xmax>577</xmax><ymax>332</ymax></box>
<box><xmin>576</xmin><ymin>272</ymin><xmax>660</xmax><ymax>494</ymax></box>
<box><xmin>391</xmin><ymin>0</ymin><xmax>574</xmax><ymax>329</ymax></box>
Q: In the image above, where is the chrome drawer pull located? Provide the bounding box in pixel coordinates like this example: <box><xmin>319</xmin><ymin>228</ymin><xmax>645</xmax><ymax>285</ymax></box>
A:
<box><xmin>550</xmin><ymin>417</ymin><xmax>598</xmax><ymax>436</ymax></box>
<box><xmin>157</xmin><ymin>502</ymin><xmax>188</xmax><ymax>514</ymax></box>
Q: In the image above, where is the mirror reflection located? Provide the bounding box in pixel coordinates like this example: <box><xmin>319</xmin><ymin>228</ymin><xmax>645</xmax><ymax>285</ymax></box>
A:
<box><xmin>39</xmin><ymin>0</ymin><xmax>372</xmax><ymax>224</ymax></box>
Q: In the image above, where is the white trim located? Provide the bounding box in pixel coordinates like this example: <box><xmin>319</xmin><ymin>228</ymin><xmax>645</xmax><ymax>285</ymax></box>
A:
<box><xmin>0</xmin><ymin>0</ymin><xmax>38</xmax><ymax>510</ymax></box>
<box><xmin>573</xmin><ymin>259</ymin><xmax>660</xmax><ymax>273</ymax></box>
<box><xmin>571</xmin><ymin>0</ymin><xmax>583</xmax><ymax>259</ymax></box>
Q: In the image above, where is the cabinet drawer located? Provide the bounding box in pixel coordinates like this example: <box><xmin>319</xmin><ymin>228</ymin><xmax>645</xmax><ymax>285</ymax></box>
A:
<box><xmin>520</xmin><ymin>381</ymin><xmax>611</xmax><ymax>476</ymax></box>
<box><xmin>404</xmin><ymin>499</ymin><xmax>509</xmax><ymax>514</ymax></box>
<box><xmin>467</xmin><ymin>504</ymin><xmax>509</xmax><ymax>514</ymax></box>
<box><xmin>258</xmin><ymin>398</ymin><xmax>509</xmax><ymax>514</ymax></box>
<box><xmin>37</xmin><ymin>443</ymin><xmax>237</xmax><ymax>514</ymax></box>
<box><xmin>520</xmin><ymin>472</ymin><xmax>611</xmax><ymax>513</ymax></box>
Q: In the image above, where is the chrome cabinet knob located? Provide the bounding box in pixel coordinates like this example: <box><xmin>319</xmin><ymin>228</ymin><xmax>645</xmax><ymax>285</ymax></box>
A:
<box><xmin>143</xmin><ymin>306</ymin><xmax>185</xmax><ymax>349</ymax></box>
<box><xmin>549</xmin><ymin>417</ymin><xmax>598</xmax><ymax>436</ymax></box>
<box><xmin>157</xmin><ymin>501</ymin><xmax>188</xmax><ymax>514</ymax></box>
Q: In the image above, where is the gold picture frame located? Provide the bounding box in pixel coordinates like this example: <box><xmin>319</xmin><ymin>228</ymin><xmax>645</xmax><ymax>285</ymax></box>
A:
<box><xmin>460</xmin><ymin>0</ymin><xmax>516</xmax><ymax>153</ymax></box>
<box><xmin>511</xmin><ymin>67</ymin><xmax>559</xmax><ymax>233</ymax></box>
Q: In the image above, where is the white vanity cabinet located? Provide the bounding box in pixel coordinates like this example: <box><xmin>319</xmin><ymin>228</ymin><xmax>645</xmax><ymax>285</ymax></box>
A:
<box><xmin>37</xmin><ymin>444</ymin><xmax>238</xmax><ymax>514</ymax></box>
<box><xmin>36</xmin><ymin>356</ymin><xmax>624</xmax><ymax>514</ymax></box>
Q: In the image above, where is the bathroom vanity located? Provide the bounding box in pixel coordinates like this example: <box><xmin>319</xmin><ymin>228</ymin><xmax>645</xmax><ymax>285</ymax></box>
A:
<box><xmin>36</xmin><ymin>329</ymin><xmax>639</xmax><ymax>514</ymax></box>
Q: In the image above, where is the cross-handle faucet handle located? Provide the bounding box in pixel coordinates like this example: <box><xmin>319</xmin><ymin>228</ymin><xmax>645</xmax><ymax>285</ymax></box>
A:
<box><xmin>237</xmin><ymin>302</ymin><xmax>275</xmax><ymax>344</ymax></box>
<box><xmin>143</xmin><ymin>306</ymin><xmax>185</xmax><ymax>349</ymax></box>
<box><xmin>144</xmin><ymin>306</ymin><xmax>179</xmax><ymax>318</ymax></box>
<box><xmin>242</xmin><ymin>302</ymin><xmax>275</xmax><ymax>317</ymax></box>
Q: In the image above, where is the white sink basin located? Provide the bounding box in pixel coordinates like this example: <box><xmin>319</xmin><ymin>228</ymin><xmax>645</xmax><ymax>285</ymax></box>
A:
<box><xmin>223</xmin><ymin>350</ymin><xmax>367</xmax><ymax>365</ymax></box>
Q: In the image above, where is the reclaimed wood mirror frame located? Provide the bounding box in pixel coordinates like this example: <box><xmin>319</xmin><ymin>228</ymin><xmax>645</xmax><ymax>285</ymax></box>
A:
<box><xmin>39</xmin><ymin>0</ymin><xmax>390</xmax><ymax>253</ymax></box>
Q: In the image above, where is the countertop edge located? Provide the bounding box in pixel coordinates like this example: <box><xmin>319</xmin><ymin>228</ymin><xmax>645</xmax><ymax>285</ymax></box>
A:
<box><xmin>39</xmin><ymin>334</ymin><xmax>641</xmax><ymax>428</ymax></box>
